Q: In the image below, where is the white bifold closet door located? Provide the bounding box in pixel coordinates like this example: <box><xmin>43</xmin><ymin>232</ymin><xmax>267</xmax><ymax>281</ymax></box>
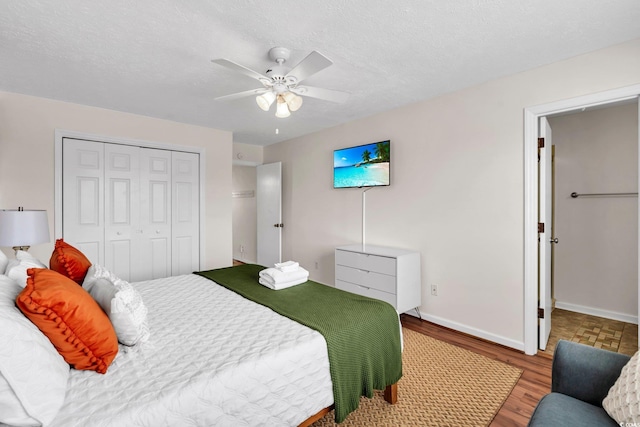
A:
<box><xmin>62</xmin><ymin>139</ymin><xmax>105</xmax><ymax>265</ymax></box>
<box><xmin>171</xmin><ymin>151</ymin><xmax>200</xmax><ymax>276</ymax></box>
<box><xmin>62</xmin><ymin>138</ymin><xmax>199</xmax><ymax>282</ymax></box>
<box><xmin>140</xmin><ymin>148</ymin><xmax>173</xmax><ymax>281</ymax></box>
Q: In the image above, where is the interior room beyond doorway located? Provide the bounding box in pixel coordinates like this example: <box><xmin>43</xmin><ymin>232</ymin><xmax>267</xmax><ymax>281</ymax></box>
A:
<box><xmin>545</xmin><ymin>101</ymin><xmax>639</xmax><ymax>354</ymax></box>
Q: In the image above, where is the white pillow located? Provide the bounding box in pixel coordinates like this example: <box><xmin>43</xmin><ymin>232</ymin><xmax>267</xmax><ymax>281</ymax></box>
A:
<box><xmin>83</xmin><ymin>265</ymin><xmax>150</xmax><ymax>346</ymax></box>
<box><xmin>0</xmin><ymin>250</ymin><xmax>8</xmax><ymax>275</ymax></box>
<box><xmin>603</xmin><ymin>351</ymin><xmax>640</xmax><ymax>423</ymax></box>
<box><xmin>0</xmin><ymin>274</ymin><xmax>70</xmax><ymax>426</ymax></box>
<box><xmin>5</xmin><ymin>251</ymin><xmax>47</xmax><ymax>288</ymax></box>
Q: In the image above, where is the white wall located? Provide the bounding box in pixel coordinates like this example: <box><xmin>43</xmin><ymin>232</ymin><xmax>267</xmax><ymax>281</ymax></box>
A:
<box><xmin>0</xmin><ymin>91</ymin><xmax>233</xmax><ymax>269</ymax></box>
<box><xmin>264</xmin><ymin>38</ymin><xmax>640</xmax><ymax>349</ymax></box>
<box><xmin>232</xmin><ymin>165</ymin><xmax>257</xmax><ymax>263</ymax></box>
<box><xmin>233</xmin><ymin>142</ymin><xmax>264</xmax><ymax>166</ymax></box>
<box><xmin>550</xmin><ymin>103</ymin><xmax>638</xmax><ymax>320</ymax></box>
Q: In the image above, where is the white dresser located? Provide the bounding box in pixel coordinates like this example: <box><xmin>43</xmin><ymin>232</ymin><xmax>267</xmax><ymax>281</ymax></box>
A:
<box><xmin>335</xmin><ymin>244</ymin><xmax>421</xmax><ymax>314</ymax></box>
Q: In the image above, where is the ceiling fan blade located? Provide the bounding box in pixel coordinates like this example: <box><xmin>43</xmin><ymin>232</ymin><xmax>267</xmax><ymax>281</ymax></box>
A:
<box><xmin>290</xmin><ymin>86</ymin><xmax>349</xmax><ymax>103</ymax></box>
<box><xmin>211</xmin><ymin>58</ymin><xmax>269</xmax><ymax>82</ymax></box>
<box><xmin>215</xmin><ymin>88</ymin><xmax>268</xmax><ymax>102</ymax></box>
<box><xmin>285</xmin><ymin>51</ymin><xmax>333</xmax><ymax>83</ymax></box>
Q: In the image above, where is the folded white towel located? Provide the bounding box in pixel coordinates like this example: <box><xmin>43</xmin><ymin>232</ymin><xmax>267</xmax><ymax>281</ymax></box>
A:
<box><xmin>259</xmin><ymin>267</ymin><xmax>309</xmax><ymax>285</ymax></box>
<box><xmin>274</xmin><ymin>260</ymin><xmax>300</xmax><ymax>273</ymax></box>
<box><xmin>259</xmin><ymin>276</ymin><xmax>308</xmax><ymax>290</ymax></box>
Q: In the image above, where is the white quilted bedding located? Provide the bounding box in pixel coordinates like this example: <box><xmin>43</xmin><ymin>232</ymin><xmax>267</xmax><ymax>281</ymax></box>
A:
<box><xmin>49</xmin><ymin>274</ymin><xmax>334</xmax><ymax>427</ymax></box>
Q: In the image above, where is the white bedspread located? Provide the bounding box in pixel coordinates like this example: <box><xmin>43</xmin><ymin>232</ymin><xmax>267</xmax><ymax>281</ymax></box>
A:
<box><xmin>50</xmin><ymin>274</ymin><xmax>334</xmax><ymax>427</ymax></box>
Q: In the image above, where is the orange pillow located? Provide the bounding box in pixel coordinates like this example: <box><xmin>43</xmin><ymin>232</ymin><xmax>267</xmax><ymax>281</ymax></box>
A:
<box><xmin>49</xmin><ymin>239</ymin><xmax>92</xmax><ymax>284</ymax></box>
<box><xmin>16</xmin><ymin>268</ymin><xmax>118</xmax><ymax>374</ymax></box>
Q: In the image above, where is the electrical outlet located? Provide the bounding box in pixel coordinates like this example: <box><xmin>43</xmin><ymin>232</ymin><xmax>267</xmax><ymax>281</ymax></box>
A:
<box><xmin>239</xmin><ymin>245</ymin><xmax>244</xmax><ymax>253</ymax></box>
<box><xmin>431</xmin><ymin>284</ymin><xmax>438</xmax><ymax>296</ymax></box>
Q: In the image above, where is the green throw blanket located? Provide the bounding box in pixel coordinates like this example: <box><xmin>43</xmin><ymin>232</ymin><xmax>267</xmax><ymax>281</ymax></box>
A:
<box><xmin>195</xmin><ymin>264</ymin><xmax>402</xmax><ymax>423</ymax></box>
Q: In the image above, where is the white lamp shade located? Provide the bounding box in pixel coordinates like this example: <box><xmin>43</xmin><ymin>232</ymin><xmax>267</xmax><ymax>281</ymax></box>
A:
<box><xmin>275</xmin><ymin>96</ymin><xmax>291</xmax><ymax>118</ymax></box>
<box><xmin>283</xmin><ymin>92</ymin><xmax>303</xmax><ymax>112</ymax></box>
<box><xmin>0</xmin><ymin>210</ymin><xmax>50</xmax><ymax>248</ymax></box>
<box><xmin>256</xmin><ymin>91</ymin><xmax>276</xmax><ymax>111</ymax></box>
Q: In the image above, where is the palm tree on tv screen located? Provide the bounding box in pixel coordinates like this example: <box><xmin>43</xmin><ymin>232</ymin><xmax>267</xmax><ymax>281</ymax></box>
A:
<box><xmin>375</xmin><ymin>141</ymin><xmax>390</xmax><ymax>162</ymax></box>
<box><xmin>362</xmin><ymin>149</ymin><xmax>371</xmax><ymax>164</ymax></box>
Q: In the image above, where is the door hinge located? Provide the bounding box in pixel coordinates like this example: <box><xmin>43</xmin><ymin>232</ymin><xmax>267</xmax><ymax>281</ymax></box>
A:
<box><xmin>538</xmin><ymin>222</ymin><xmax>545</xmax><ymax>233</ymax></box>
<box><xmin>538</xmin><ymin>308</ymin><xmax>544</xmax><ymax>319</ymax></box>
<box><xmin>538</xmin><ymin>137</ymin><xmax>545</xmax><ymax>148</ymax></box>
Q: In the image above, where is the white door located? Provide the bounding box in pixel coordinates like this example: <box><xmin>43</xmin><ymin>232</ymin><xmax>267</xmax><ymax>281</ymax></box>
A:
<box><xmin>139</xmin><ymin>148</ymin><xmax>172</xmax><ymax>280</ymax></box>
<box><xmin>257</xmin><ymin>162</ymin><xmax>282</xmax><ymax>267</ymax></box>
<box><xmin>171</xmin><ymin>151</ymin><xmax>200</xmax><ymax>275</ymax></box>
<box><xmin>539</xmin><ymin>117</ymin><xmax>553</xmax><ymax>350</ymax></box>
<box><xmin>104</xmin><ymin>144</ymin><xmax>140</xmax><ymax>282</ymax></box>
<box><xmin>62</xmin><ymin>138</ymin><xmax>105</xmax><ymax>265</ymax></box>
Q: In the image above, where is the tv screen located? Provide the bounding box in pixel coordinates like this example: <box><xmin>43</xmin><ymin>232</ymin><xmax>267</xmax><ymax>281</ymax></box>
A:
<box><xmin>333</xmin><ymin>140</ymin><xmax>390</xmax><ymax>189</ymax></box>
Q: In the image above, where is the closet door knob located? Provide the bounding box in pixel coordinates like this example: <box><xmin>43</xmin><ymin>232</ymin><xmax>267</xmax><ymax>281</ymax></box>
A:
<box><xmin>550</xmin><ymin>238</ymin><xmax>559</xmax><ymax>244</ymax></box>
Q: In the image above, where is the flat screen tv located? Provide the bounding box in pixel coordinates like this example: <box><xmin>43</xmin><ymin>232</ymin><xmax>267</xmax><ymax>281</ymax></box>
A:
<box><xmin>333</xmin><ymin>140</ymin><xmax>390</xmax><ymax>189</ymax></box>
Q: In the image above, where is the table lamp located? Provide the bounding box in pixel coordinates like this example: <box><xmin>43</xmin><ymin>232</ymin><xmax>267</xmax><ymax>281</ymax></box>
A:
<box><xmin>0</xmin><ymin>207</ymin><xmax>50</xmax><ymax>252</ymax></box>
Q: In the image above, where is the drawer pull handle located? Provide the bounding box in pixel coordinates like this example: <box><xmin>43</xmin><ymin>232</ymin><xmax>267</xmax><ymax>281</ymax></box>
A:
<box><xmin>358</xmin><ymin>269</ymin><xmax>370</xmax><ymax>273</ymax></box>
<box><xmin>356</xmin><ymin>285</ymin><xmax>370</xmax><ymax>290</ymax></box>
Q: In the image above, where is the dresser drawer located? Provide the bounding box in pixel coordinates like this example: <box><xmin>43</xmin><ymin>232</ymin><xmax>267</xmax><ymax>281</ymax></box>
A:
<box><xmin>335</xmin><ymin>265</ymin><xmax>396</xmax><ymax>294</ymax></box>
<box><xmin>335</xmin><ymin>250</ymin><xmax>396</xmax><ymax>276</ymax></box>
<box><xmin>336</xmin><ymin>280</ymin><xmax>396</xmax><ymax>308</ymax></box>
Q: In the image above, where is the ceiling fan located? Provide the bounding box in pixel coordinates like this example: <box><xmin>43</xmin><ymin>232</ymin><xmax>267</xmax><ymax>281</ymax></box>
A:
<box><xmin>212</xmin><ymin>47</ymin><xmax>349</xmax><ymax>118</ymax></box>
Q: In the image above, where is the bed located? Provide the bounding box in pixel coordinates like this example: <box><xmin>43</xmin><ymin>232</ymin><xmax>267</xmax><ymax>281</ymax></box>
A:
<box><xmin>1</xmin><ymin>260</ymin><xmax>402</xmax><ymax>427</ymax></box>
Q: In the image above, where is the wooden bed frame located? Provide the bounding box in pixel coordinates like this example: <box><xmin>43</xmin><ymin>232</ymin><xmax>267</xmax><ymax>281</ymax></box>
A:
<box><xmin>298</xmin><ymin>383</ymin><xmax>398</xmax><ymax>426</ymax></box>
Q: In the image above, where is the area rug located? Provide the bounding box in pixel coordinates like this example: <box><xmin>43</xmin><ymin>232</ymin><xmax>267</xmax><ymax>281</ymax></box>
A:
<box><xmin>312</xmin><ymin>328</ymin><xmax>522</xmax><ymax>427</ymax></box>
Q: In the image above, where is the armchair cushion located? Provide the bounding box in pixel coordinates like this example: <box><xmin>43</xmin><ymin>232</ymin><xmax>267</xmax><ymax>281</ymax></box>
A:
<box><xmin>552</xmin><ymin>340</ymin><xmax>630</xmax><ymax>406</ymax></box>
<box><xmin>529</xmin><ymin>393</ymin><xmax>618</xmax><ymax>427</ymax></box>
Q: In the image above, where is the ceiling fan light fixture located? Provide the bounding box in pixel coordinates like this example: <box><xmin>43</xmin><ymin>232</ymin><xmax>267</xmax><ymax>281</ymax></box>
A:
<box><xmin>275</xmin><ymin>95</ymin><xmax>291</xmax><ymax>118</ymax></box>
<box><xmin>256</xmin><ymin>91</ymin><xmax>276</xmax><ymax>111</ymax></box>
<box><xmin>282</xmin><ymin>92</ymin><xmax>303</xmax><ymax>112</ymax></box>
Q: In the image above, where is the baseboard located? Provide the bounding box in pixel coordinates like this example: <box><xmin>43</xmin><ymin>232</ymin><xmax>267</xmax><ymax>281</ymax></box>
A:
<box><xmin>555</xmin><ymin>301</ymin><xmax>638</xmax><ymax>324</ymax></box>
<box><xmin>418</xmin><ymin>311</ymin><xmax>525</xmax><ymax>352</ymax></box>
<box><xmin>401</xmin><ymin>308</ymin><xmax>422</xmax><ymax>318</ymax></box>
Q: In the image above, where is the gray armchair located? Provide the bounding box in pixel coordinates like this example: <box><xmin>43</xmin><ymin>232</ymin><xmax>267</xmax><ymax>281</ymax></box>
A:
<box><xmin>528</xmin><ymin>340</ymin><xmax>630</xmax><ymax>427</ymax></box>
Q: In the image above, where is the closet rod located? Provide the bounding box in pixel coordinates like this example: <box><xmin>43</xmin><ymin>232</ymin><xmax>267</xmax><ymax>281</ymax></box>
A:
<box><xmin>570</xmin><ymin>191</ymin><xmax>638</xmax><ymax>198</ymax></box>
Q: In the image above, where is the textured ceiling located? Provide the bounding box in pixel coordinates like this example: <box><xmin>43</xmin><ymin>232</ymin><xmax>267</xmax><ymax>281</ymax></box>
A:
<box><xmin>1</xmin><ymin>1</ymin><xmax>639</xmax><ymax>146</ymax></box>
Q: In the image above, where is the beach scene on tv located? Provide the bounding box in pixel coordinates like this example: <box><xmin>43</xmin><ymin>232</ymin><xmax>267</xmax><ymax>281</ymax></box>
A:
<box><xmin>334</xmin><ymin>140</ymin><xmax>390</xmax><ymax>188</ymax></box>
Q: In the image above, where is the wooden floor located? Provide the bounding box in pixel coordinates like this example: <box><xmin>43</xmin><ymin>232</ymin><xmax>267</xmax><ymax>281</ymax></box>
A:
<box><xmin>401</xmin><ymin>315</ymin><xmax>551</xmax><ymax>427</ymax></box>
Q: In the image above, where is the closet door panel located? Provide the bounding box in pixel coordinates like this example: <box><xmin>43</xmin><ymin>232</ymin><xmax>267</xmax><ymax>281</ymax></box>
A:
<box><xmin>107</xmin><ymin>240</ymin><xmax>132</xmax><ymax>279</ymax></box>
<box><xmin>172</xmin><ymin>152</ymin><xmax>199</xmax><ymax>275</ymax></box>
<box><xmin>140</xmin><ymin>148</ymin><xmax>172</xmax><ymax>280</ymax></box>
<box><xmin>62</xmin><ymin>138</ymin><xmax>104</xmax><ymax>265</ymax></box>
<box><xmin>174</xmin><ymin>236</ymin><xmax>194</xmax><ymax>274</ymax></box>
<box><xmin>104</xmin><ymin>144</ymin><xmax>140</xmax><ymax>282</ymax></box>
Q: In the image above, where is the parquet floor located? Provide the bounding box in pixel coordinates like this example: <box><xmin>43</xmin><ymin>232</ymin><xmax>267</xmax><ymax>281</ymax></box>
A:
<box><xmin>401</xmin><ymin>315</ymin><xmax>552</xmax><ymax>427</ymax></box>
<box><xmin>543</xmin><ymin>308</ymin><xmax>638</xmax><ymax>356</ymax></box>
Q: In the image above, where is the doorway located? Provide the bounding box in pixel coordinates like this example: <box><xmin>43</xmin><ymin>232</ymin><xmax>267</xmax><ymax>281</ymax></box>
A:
<box><xmin>231</xmin><ymin>162</ymin><xmax>282</xmax><ymax>267</ymax></box>
<box><xmin>232</xmin><ymin>164</ymin><xmax>258</xmax><ymax>263</ymax></box>
<box><xmin>524</xmin><ymin>84</ymin><xmax>640</xmax><ymax>355</ymax></box>
<box><xmin>543</xmin><ymin>103</ymin><xmax>639</xmax><ymax>354</ymax></box>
